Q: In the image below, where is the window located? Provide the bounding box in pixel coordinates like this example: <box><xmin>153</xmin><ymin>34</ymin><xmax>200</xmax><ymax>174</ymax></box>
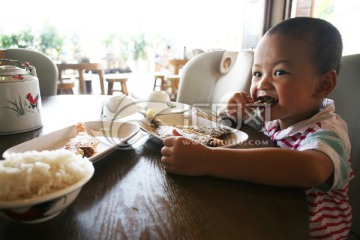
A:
<box><xmin>290</xmin><ymin>0</ymin><xmax>360</xmax><ymax>55</ymax></box>
<box><xmin>0</xmin><ymin>0</ymin><xmax>266</xmax><ymax>70</ymax></box>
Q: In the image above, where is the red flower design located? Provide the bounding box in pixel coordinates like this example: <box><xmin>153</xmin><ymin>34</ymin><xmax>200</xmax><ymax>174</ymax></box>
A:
<box><xmin>26</xmin><ymin>93</ymin><xmax>39</xmax><ymax>109</ymax></box>
<box><xmin>12</xmin><ymin>75</ymin><xmax>24</xmax><ymax>80</ymax></box>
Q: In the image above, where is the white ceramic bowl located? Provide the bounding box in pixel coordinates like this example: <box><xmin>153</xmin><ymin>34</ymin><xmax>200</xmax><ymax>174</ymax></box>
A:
<box><xmin>102</xmin><ymin>94</ymin><xmax>140</xmax><ymax>120</ymax></box>
<box><xmin>0</xmin><ymin>159</ymin><xmax>94</xmax><ymax>223</ymax></box>
<box><xmin>145</xmin><ymin>91</ymin><xmax>172</xmax><ymax>114</ymax></box>
<box><xmin>147</xmin><ymin>91</ymin><xmax>171</xmax><ymax>104</ymax></box>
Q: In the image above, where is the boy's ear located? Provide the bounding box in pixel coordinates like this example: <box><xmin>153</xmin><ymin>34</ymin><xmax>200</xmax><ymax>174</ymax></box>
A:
<box><xmin>314</xmin><ymin>70</ymin><xmax>337</xmax><ymax>98</ymax></box>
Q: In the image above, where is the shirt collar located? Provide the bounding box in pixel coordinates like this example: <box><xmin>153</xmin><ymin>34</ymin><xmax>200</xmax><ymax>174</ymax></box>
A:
<box><xmin>264</xmin><ymin>98</ymin><xmax>335</xmax><ymax>140</ymax></box>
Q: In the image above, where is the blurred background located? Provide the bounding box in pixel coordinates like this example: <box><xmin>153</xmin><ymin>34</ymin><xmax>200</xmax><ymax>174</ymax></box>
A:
<box><xmin>1</xmin><ymin>0</ymin><xmax>359</xmax><ymax>97</ymax></box>
<box><xmin>1</xmin><ymin>0</ymin><xmax>359</xmax><ymax>71</ymax></box>
<box><xmin>0</xmin><ymin>0</ymin><xmax>264</xmax><ymax>71</ymax></box>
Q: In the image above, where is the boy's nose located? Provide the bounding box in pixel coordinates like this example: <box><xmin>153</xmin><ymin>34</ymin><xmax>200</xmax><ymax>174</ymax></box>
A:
<box><xmin>257</xmin><ymin>76</ymin><xmax>272</xmax><ymax>90</ymax></box>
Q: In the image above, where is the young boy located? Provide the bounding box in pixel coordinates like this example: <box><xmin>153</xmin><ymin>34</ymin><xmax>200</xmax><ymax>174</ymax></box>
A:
<box><xmin>160</xmin><ymin>17</ymin><xmax>353</xmax><ymax>239</ymax></box>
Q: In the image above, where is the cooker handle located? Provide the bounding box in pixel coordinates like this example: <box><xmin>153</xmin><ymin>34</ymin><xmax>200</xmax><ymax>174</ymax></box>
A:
<box><xmin>0</xmin><ymin>59</ymin><xmax>37</xmax><ymax>76</ymax></box>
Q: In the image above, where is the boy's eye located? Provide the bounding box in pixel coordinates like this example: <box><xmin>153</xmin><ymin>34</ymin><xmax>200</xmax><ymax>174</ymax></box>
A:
<box><xmin>253</xmin><ymin>71</ymin><xmax>262</xmax><ymax>77</ymax></box>
<box><xmin>274</xmin><ymin>70</ymin><xmax>288</xmax><ymax>76</ymax></box>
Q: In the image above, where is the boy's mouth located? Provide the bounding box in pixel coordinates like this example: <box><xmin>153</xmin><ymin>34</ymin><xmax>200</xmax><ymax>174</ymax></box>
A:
<box><xmin>254</xmin><ymin>96</ymin><xmax>278</xmax><ymax>106</ymax></box>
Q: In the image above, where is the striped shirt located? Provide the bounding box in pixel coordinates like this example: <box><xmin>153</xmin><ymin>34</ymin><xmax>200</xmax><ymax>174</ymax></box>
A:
<box><xmin>259</xmin><ymin>99</ymin><xmax>353</xmax><ymax>239</ymax></box>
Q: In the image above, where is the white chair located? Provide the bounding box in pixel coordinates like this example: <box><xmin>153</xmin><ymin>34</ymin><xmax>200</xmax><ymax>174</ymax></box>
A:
<box><xmin>1</xmin><ymin>48</ymin><xmax>58</xmax><ymax>96</ymax></box>
<box><xmin>176</xmin><ymin>50</ymin><xmax>254</xmax><ymax>106</ymax></box>
<box><xmin>329</xmin><ymin>54</ymin><xmax>360</xmax><ymax>239</ymax></box>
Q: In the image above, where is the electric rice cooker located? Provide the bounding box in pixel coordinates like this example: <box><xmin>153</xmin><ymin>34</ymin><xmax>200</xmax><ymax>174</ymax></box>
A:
<box><xmin>0</xmin><ymin>59</ymin><xmax>42</xmax><ymax>135</ymax></box>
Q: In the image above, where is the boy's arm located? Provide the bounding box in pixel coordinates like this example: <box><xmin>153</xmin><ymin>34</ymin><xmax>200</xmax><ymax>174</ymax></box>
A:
<box><xmin>161</xmin><ymin>137</ymin><xmax>334</xmax><ymax>188</ymax></box>
<box><xmin>205</xmin><ymin>147</ymin><xmax>334</xmax><ymax>188</ymax></box>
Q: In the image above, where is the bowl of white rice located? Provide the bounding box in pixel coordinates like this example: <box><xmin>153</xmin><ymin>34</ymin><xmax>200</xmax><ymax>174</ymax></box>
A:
<box><xmin>0</xmin><ymin>150</ymin><xmax>94</xmax><ymax>223</ymax></box>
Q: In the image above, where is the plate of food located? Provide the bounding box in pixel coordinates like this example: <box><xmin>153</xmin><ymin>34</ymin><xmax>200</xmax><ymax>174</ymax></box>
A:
<box><xmin>2</xmin><ymin>121</ymin><xmax>140</xmax><ymax>163</ymax></box>
<box><xmin>138</xmin><ymin>114</ymin><xmax>248</xmax><ymax>148</ymax></box>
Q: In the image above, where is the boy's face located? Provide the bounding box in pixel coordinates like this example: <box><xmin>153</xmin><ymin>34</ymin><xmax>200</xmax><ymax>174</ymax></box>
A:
<box><xmin>250</xmin><ymin>34</ymin><xmax>324</xmax><ymax>129</ymax></box>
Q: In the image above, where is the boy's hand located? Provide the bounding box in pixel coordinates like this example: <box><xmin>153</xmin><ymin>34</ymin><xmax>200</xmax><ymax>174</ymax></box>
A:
<box><xmin>161</xmin><ymin>129</ymin><xmax>208</xmax><ymax>176</ymax></box>
<box><xmin>226</xmin><ymin>92</ymin><xmax>254</xmax><ymax>117</ymax></box>
<box><xmin>217</xmin><ymin>92</ymin><xmax>254</xmax><ymax>128</ymax></box>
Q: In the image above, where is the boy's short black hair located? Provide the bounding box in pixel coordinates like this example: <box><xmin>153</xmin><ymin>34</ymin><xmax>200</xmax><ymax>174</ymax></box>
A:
<box><xmin>267</xmin><ymin>17</ymin><xmax>343</xmax><ymax>75</ymax></box>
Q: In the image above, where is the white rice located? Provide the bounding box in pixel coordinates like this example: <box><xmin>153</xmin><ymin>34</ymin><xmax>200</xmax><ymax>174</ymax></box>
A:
<box><xmin>0</xmin><ymin>150</ymin><xmax>94</xmax><ymax>201</ymax></box>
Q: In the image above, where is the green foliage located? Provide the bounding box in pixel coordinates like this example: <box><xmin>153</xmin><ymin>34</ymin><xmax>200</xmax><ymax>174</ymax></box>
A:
<box><xmin>131</xmin><ymin>33</ymin><xmax>148</xmax><ymax>61</ymax></box>
<box><xmin>38</xmin><ymin>25</ymin><xmax>64</xmax><ymax>54</ymax></box>
<box><xmin>0</xmin><ymin>29</ymin><xmax>35</xmax><ymax>49</ymax></box>
<box><xmin>17</xmin><ymin>29</ymin><xmax>36</xmax><ymax>48</ymax></box>
<box><xmin>102</xmin><ymin>32</ymin><xmax>151</xmax><ymax>62</ymax></box>
<box><xmin>1</xmin><ymin>24</ymin><xmax>163</xmax><ymax>65</ymax></box>
<box><xmin>0</xmin><ymin>35</ymin><xmax>13</xmax><ymax>48</ymax></box>
<box><xmin>118</xmin><ymin>36</ymin><xmax>131</xmax><ymax>62</ymax></box>
<box><xmin>0</xmin><ymin>25</ymin><xmax>64</xmax><ymax>59</ymax></box>
<box><xmin>103</xmin><ymin>33</ymin><xmax>117</xmax><ymax>52</ymax></box>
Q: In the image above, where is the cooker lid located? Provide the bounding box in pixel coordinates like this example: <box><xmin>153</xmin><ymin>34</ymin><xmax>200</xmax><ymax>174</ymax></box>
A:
<box><xmin>0</xmin><ymin>65</ymin><xmax>28</xmax><ymax>76</ymax></box>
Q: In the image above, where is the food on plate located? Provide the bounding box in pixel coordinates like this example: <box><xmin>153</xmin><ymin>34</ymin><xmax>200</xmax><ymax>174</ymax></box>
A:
<box><xmin>148</xmin><ymin>115</ymin><xmax>231</xmax><ymax>147</ymax></box>
<box><xmin>0</xmin><ymin>150</ymin><xmax>93</xmax><ymax>201</ymax></box>
<box><xmin>174</xmin><ymin>125</ymin><xmax>229</xmax><ymax>138</ymax></box>
<box><xmin>65</xmin><ymin>122</ymin><xmax>99</xmax><ymax>158</ymax></box>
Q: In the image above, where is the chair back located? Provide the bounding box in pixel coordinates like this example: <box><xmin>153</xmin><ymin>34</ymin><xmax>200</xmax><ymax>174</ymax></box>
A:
<box><xmin>176</xmin><ymin>50</ymin><xmax>254</xmax><ymax>107</ymax></box>
<box><xmin>329</xmin><ymin>54</ymin><xmax>360</xmax><ymax>237</ymax></box>
<box><xmin>3</xmin><ymin>48</ymin><xmax>58</xmax><ymax>96</ymax></box>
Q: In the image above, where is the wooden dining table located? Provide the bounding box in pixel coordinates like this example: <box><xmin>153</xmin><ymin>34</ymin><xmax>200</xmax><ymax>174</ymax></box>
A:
<box><xmin>57</xmin><ymin>62</ymin><xmax>106</xmax><ymax>95</ymax></box>
<box><xmin>0</xmin><ymin>95</ymin><xmax>309</xmax><ymax>240</ymax></box>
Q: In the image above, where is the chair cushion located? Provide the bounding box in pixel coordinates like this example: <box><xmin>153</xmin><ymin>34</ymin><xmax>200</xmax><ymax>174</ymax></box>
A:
<box><xmin>329</xmin><ymin>54</ymin><xmax>360</xmax><ymax>236</ymax></box>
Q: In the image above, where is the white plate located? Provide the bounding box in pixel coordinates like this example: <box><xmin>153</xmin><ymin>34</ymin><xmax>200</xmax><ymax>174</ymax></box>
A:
<box><xmin>2</xmin><ymin>121</ymin><xmax>140</xmax><ymax>163</ymax></box>
<box><xmin>138</xmin><ymin>102</ymin><xmax>191</xmax><ymax>115</ymax></box>
<box><xmin>138</xmin><ymin>114</ymin><xmax>248</xmax><ymax>148</ymax></box>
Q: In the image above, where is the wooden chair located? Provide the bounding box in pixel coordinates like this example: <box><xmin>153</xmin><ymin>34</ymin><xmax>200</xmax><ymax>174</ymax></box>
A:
<box><xmin>0</xmin><ymin>48</ymin><xmax>58</xmax><ymax>96</ymax></box>
<box><xmin>106</xmin><ymin>74</ymin><xmax>129</xmax><ymax>95</ymax></box>
<box><xmin>168</xmin><ymin>59</ymin><xmax>189</xmax><ymax>74</ymax></box>
<box><xmin>165</xmin><ymin>74</ymin><xmax>180</xmax><ymax>101</ymax></box>
<box><xmin>153</xmin><ymin>72</ymin><xmax>166</xmax><ymax>91</ymax></box>
<box><xmin>57</xmin><ymin>62</ymin><xmax>106</xmax><ymax>94</ymax></box>
<box><xmin>57</xmin><ymin>78</ymin><xmax>75</xmax><ymax>94</ymax></box>
<box><xmin>152</xmin><ymin>59</ymin><xmax>190</xmax><ymax>100</ymax></box>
